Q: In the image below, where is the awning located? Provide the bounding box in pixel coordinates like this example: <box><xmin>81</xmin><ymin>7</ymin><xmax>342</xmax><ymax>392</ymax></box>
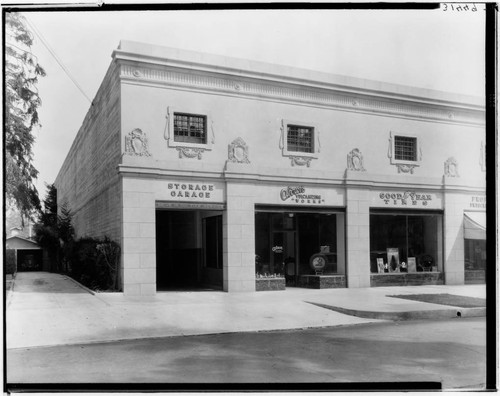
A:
<box><xmin>464</xmin><ymin>211</ymin><xmax>486</xmax><ymax>240</ymax></box>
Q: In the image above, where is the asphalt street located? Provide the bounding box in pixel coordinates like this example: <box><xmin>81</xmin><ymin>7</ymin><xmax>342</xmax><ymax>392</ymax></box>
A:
<box><xmin>7</xmin><ymin>317</ymin><xmax>486</xmax><ymax>390</ymax></box>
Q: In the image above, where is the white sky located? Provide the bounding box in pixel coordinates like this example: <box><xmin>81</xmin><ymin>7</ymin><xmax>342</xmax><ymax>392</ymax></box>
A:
<box><xmin>18</xmin><ymin>8</ymin><xmax>485</xmax><ymax>194</ymax></box>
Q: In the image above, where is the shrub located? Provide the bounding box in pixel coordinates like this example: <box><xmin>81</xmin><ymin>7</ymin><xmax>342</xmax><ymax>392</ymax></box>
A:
<box><xmin>68</xmin><ymin>237</ymin><xmax>121</xmax><ymax>292</ymax></box>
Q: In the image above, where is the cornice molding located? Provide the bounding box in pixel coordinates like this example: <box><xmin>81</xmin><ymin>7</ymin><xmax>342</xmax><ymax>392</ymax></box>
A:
<box><xmin>118</xmin><ymin>62</ymin><xmax>484</xmax><ymax>127</ymax></box>
<box><xmin>118</xmin><ymin>160</ymin><xmax>485</xmax><ymax>194</ymax></box>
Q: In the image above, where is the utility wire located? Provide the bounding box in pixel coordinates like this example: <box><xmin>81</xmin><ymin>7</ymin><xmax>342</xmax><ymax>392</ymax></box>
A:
<box><xmin>24</xmin><ymin>17</ymin><xmax>93</xmax><ymax>104</ymax></box>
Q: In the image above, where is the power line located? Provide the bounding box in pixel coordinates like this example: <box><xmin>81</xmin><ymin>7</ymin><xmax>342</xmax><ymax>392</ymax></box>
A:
<box><xmin>24</xmin><ymin>16</ymin><xmax>93</xmax><ymax>104</ymax></box>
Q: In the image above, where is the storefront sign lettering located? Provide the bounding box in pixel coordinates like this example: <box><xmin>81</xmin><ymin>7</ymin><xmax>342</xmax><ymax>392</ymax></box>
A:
<box><xmin>272</xmin><ymin>246</ymin><xmax>283</xmax><ymax>253</ymax></box>
<box><xmin>168</xmin><ymin>183</ymin><xmax>214</xmax><ymax>199</ymax></box>
<box><xmin>470</xmin><ymin>196</ymin><xmax>486</xmax><ymax>209</ymax></box>
<box><xmin>280</xmin><ymin>186</ymin><xmax>325</xmax><ymax>204</ymax></box>
<box><xmin>379</xmin><ymin>191</ymin><xmax>432</xmax><ymax>206</ymax></box>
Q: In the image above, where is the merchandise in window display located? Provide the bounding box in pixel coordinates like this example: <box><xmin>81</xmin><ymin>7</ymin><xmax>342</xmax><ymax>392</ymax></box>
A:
<box><xmin>418</xmin><ymin>254</ymin><xmax>434</xmax><ymax>272</ymax></box>
<box><xmin>309</xmin><ymin>253</ymin><xmax>327</xmax><ymax>274</ymax></box>
<box><xmin>386</xmin><ymin>248</ymin><xmax>399</xmax><ymax>272</ymax></box>
<box><xmin>377</xmin><ymin>258</ymin><xmax>385</xmax><ymax>273</ymax></box>
<box><xmin>407</xmin><ymin>257</ymin><xmax>417</xmax><ymax>272</ymax></box>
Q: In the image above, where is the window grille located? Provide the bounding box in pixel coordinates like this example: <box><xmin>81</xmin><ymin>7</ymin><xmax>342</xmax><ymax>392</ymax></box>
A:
<box><xmin>394</xmin><ymin>136</ymin><xmax>417</xmax><ymax>161</ymax></box>
<box><xmin>287</xmin><ymin>125</ymin><xmax>314</xmax><ymax>153</ymax></box>
<box><xmin>174</xmin><ymin>113</ymin><xmax>207</xmax><ymax>144</ymax></box>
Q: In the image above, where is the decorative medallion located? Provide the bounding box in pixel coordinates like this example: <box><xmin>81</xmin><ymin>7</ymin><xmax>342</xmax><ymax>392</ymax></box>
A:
<box><xmin>125</xmin><ymin>128</ymin><xmax>151</xmax><ymax>157</ymax></box>
<box><xmin>177</xmin><ymin>147</ymin><xmax>205</xmax><ymax>160</ymax></box>
<box><xmin>290</xmin><ymin>156</ymin><xmax>312</xmax><ymax>167</ymax></box>
<box><xmin>352</xmin><ymin>99</ymin><xmax>359</xmax><ymax>107</ymax></box>
<box><xmin>444</xmin><ymin>157</ymin><xmax>459</xmax><ymax>177</ymax></box>
<box><xmin>132</xmin><ymin>70</ymin><xmax>142</xmax><ymax>78</ymax></box>
<box><xmin>396</xmin><ymin>164</ymin><xmax>418</xmax><ymax>174</ymax></box>
<box><xmin>347</xmin><ymin>148</ymin><xmax>366</xmax><ymax>171</ymax></box>
<box><xmin>228</xmin><ymin>137</ymin><xmax>250</xmax><ymax>163</ymax></box>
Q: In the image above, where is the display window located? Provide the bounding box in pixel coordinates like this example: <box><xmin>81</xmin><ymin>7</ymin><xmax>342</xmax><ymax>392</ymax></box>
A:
<box><xmin>463</xmin><ymin>211</ymin><xmax>486</xmax><ymax>272</ymax></box>
<box><xmin>369</xmin><ymin>210</ymin><xmax>443</xmax><ymax>274</ymax></box>
<box><xmin>464</xmin><ymin>239</ymin><xmax>486</xmax><ymax>270</ymax></box>
<box><xmin>255</xmin><ymin>209</ymin><xmax>344</xmax><ymax>285</ymax></box>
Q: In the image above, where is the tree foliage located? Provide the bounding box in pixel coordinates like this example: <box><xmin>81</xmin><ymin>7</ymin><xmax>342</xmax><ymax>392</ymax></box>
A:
<box><xmin>33</xmin><ymin>184</ymin><xmax>59</xmax><ymax>271</ymax></box>
<box><xmin>33</xmin><ymin>185</ymin><xmax>121</xmax><ymax>290</ymax></box>
<box><xmin>5</xmin><ymin>12</ymin><xmax>45</xmax><ymax>220</ymax></box>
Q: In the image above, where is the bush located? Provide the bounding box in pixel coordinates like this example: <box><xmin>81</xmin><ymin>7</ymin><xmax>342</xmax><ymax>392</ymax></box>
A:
<box><xmin>68</xmin><ymin>237</ymin><xmax>121</xmax><ymax>292</ymax></box>
<box><xmin>6</xmin><ymin>250</ymin><xmax>16</xmax><ymax>275</ymax></box>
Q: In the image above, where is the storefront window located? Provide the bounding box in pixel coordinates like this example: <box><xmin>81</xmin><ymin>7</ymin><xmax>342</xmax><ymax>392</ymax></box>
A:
<box><xmin>464</xmin><ymin>239</ymin><xmax>486</xmax><ymax>270</ymax></box>
<box><xmin>370</xmin><ymin>211</ymin><xmax>443</xmax><ymax>273</ymax></box>
<box><xmin>255</xmin><ymin>210</ymin><xmax>343</xmax><ymax>281</ymax></box>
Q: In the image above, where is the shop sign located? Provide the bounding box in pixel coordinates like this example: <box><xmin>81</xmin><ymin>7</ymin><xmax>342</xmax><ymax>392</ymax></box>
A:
<box><xmin>168</xmin><ymin>182</ymin><xmax>215</xmax><ymax>199</ymax></box>
<box><xmin>156</xmin><ymin>202</ymin><xmax>225</xmax><ymax>210</ymax></box>
<box><xmin>280</xmin><ymin>186</ymin><xmax>325</xmax><ymax>205</ymax></box>
<box><xmin>272</xmin><ymin>246</ymin><xmax>283</xmax><ymax>253</ymax></box>
<box><xmin>378</xmin><ymin>191</ymin><xmax>433</xmax><ymax>207</ymax></box>
<box><xmin>470</xmin><ymin>195</ymin><xmax>486</xmax><ymax>209</ymax></box>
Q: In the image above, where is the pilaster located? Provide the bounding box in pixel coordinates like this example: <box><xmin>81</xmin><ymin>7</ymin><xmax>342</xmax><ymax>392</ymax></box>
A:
<box><xmin>121</xmin><ymin>177</ymin><xmax>157</xmax><ymax>295</ymax></box>
<box><xmin>223</xmin><ymin>181</ymin><xmax>256</xmax><ymax>292</ymax></box>
<box><xmin>345</xmin><ymin>187</ymin><xmax>371</xmax><ymax>288</ymax></box>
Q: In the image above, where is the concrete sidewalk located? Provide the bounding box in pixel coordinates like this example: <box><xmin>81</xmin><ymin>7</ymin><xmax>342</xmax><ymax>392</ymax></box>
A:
<box><xmin>6</xmin><ymin>272</ymin><xmax>486</xmax><ymax>349</ymax></box>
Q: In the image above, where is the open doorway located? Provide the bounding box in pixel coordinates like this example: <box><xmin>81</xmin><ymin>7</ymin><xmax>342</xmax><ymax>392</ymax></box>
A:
<box><xmin>156</xmin><ymin>209</ymin><xmax>223</xmax><ymax>291</ymax></box>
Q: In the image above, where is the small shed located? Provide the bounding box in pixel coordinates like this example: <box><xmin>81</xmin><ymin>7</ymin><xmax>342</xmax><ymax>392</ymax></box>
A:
<box><xmin>6</xmin><ymin>236</ymin><xmax>45</xmax><ymax>272</ymax></box>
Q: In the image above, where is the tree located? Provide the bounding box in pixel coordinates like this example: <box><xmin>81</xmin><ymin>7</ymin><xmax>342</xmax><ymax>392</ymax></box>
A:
<box><xmin>33</xmin><ymin>184</ymin><xmax>59</xmax><ymax>271</ymax></box>
<box><xmin>34</xmin><ymin>184</ymin><xmax>76</xmax><ymax>273</ymax></box>
<box><xmin>5</xmin><ymin>12</ymin><xmax>45</xmax><ymax>221</ymax></box>
<box><xmin>58</xmin><ymin>203</ymin><xmax>75</xmax><ymax>273</ymax></box>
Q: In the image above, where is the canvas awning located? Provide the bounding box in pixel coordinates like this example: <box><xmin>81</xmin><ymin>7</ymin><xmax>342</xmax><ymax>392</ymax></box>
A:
<box><xmin>464</xmin><ymin>211</ymin><xmax>486</xmax><ymax>240</ymax></box>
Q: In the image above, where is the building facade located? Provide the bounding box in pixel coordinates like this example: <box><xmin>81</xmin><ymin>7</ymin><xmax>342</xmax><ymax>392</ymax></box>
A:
<box><xmin>55</xmin><ymin>41</ymin><xmax>486</xmax><ymax>296</ymax></box>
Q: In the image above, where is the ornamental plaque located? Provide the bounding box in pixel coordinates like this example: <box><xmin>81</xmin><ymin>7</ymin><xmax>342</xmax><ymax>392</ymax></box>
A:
<box><xmin>125</xmin><ymin>128</ymin><xmax>151</xmax><ymax>157</ymax></box>
<box><xmin>228</xmin><ymin>137</ymin><xmax>250</xmax><ymax>163</ymax></box>
<box><xmin>347</xmin><ymin>148</ymin><xmax>366</xmax><ymax>171</ymax></box>
<box><xmin>444</xmin><ymin>157</ymin><xmax>459</xmax><ymax>177</ymax></box>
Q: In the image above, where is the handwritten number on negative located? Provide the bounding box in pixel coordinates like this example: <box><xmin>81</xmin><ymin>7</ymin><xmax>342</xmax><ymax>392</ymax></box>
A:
<box><xmin>442</xmin><ymin>3</ymin><xmax>480</xmax><ymax>11</ymax></box>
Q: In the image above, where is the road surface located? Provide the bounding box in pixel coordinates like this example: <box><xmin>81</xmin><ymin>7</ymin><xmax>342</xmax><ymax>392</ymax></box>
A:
<box><xmin>7</xmin><ymin>317</ymin><xmax>486</xmax><ymax>390</ymax></box>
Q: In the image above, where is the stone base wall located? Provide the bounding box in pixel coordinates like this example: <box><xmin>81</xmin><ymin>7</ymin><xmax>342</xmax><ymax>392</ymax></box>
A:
<box><xmin>370</xmin><ymin>272</ymin><xmax>444</xmax><ymax>287</ymax></box>
<box><xmin>464</xmin><ymin>270</ymin><xmax>485</xmax><ymax>284</ymax></box>
<box><xmin>256</xmin><ymin>278</ymin><xmax>286</xmax><ymax>291</ymax></box>
<box><xmin>297</xmin><ymin>275</ymin><xmax>347</xmax><ymax>289</ymax></box>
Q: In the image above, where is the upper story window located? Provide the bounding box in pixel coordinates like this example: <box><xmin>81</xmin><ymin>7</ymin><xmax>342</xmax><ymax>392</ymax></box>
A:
<box><xmin>388</xmin><ymin>131</ymin><xmax>422</xmax><ymax>174</ymax></box>
<box><xmin>174</xmin><ymin>113</ymin><xmax>207</xmax><ymax>144</ymax></box>
<box><xmin>287</xmin><ymin>125</ymin><xmax>314</xmax><ymax>153</ymax></box>
<box><xmin>394</xmin><ymin>136</ymin><xmax>417</xmax><ymax>161</ymax></box>
<box><xmin>165</xmin><ymin>107</ymin><xmax>214</xmax><ymax>154</ymax></box>
<box><xmin>280</xmin><ymin>119</ymin><xmax>319</xmax><ymax>167</ymax></box>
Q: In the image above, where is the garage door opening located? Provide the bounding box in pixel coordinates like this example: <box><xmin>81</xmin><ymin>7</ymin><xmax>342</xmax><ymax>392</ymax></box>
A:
<box><xmin>156</xmin><ymin>209</ymin><xmax>223</xmax><ymax>291</ymax></box>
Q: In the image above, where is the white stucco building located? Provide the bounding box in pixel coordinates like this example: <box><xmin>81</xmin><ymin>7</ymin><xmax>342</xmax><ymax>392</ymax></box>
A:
<box><xmin>55</xmin><ymin>41</ymin><xmax>486</xmax><ymax>296</ymax></box>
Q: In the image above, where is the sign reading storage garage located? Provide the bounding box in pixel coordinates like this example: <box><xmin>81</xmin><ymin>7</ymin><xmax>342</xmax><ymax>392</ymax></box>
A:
<box><xmin>168</xmin><ymin>183</ymin><xmax>214</xmax><ymax>198</ymax></box>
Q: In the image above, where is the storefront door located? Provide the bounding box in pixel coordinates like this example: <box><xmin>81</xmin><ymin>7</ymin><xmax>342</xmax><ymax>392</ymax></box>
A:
<box><xmin>271</xmin><ymin>231</ymin><xmax>296</xmax><ymax>285</ymax></box>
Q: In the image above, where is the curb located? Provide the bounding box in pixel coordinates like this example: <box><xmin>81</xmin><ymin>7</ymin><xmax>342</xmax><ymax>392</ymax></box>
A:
<box><xmin>63</xmin><ymin>275</ymin><xmax>95</xmax><ymax>295</ymax></box>
<box><xmin>307</xmin><ymin>302</ymin><xmax>486</xmax><ymax>321</ymax></box>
